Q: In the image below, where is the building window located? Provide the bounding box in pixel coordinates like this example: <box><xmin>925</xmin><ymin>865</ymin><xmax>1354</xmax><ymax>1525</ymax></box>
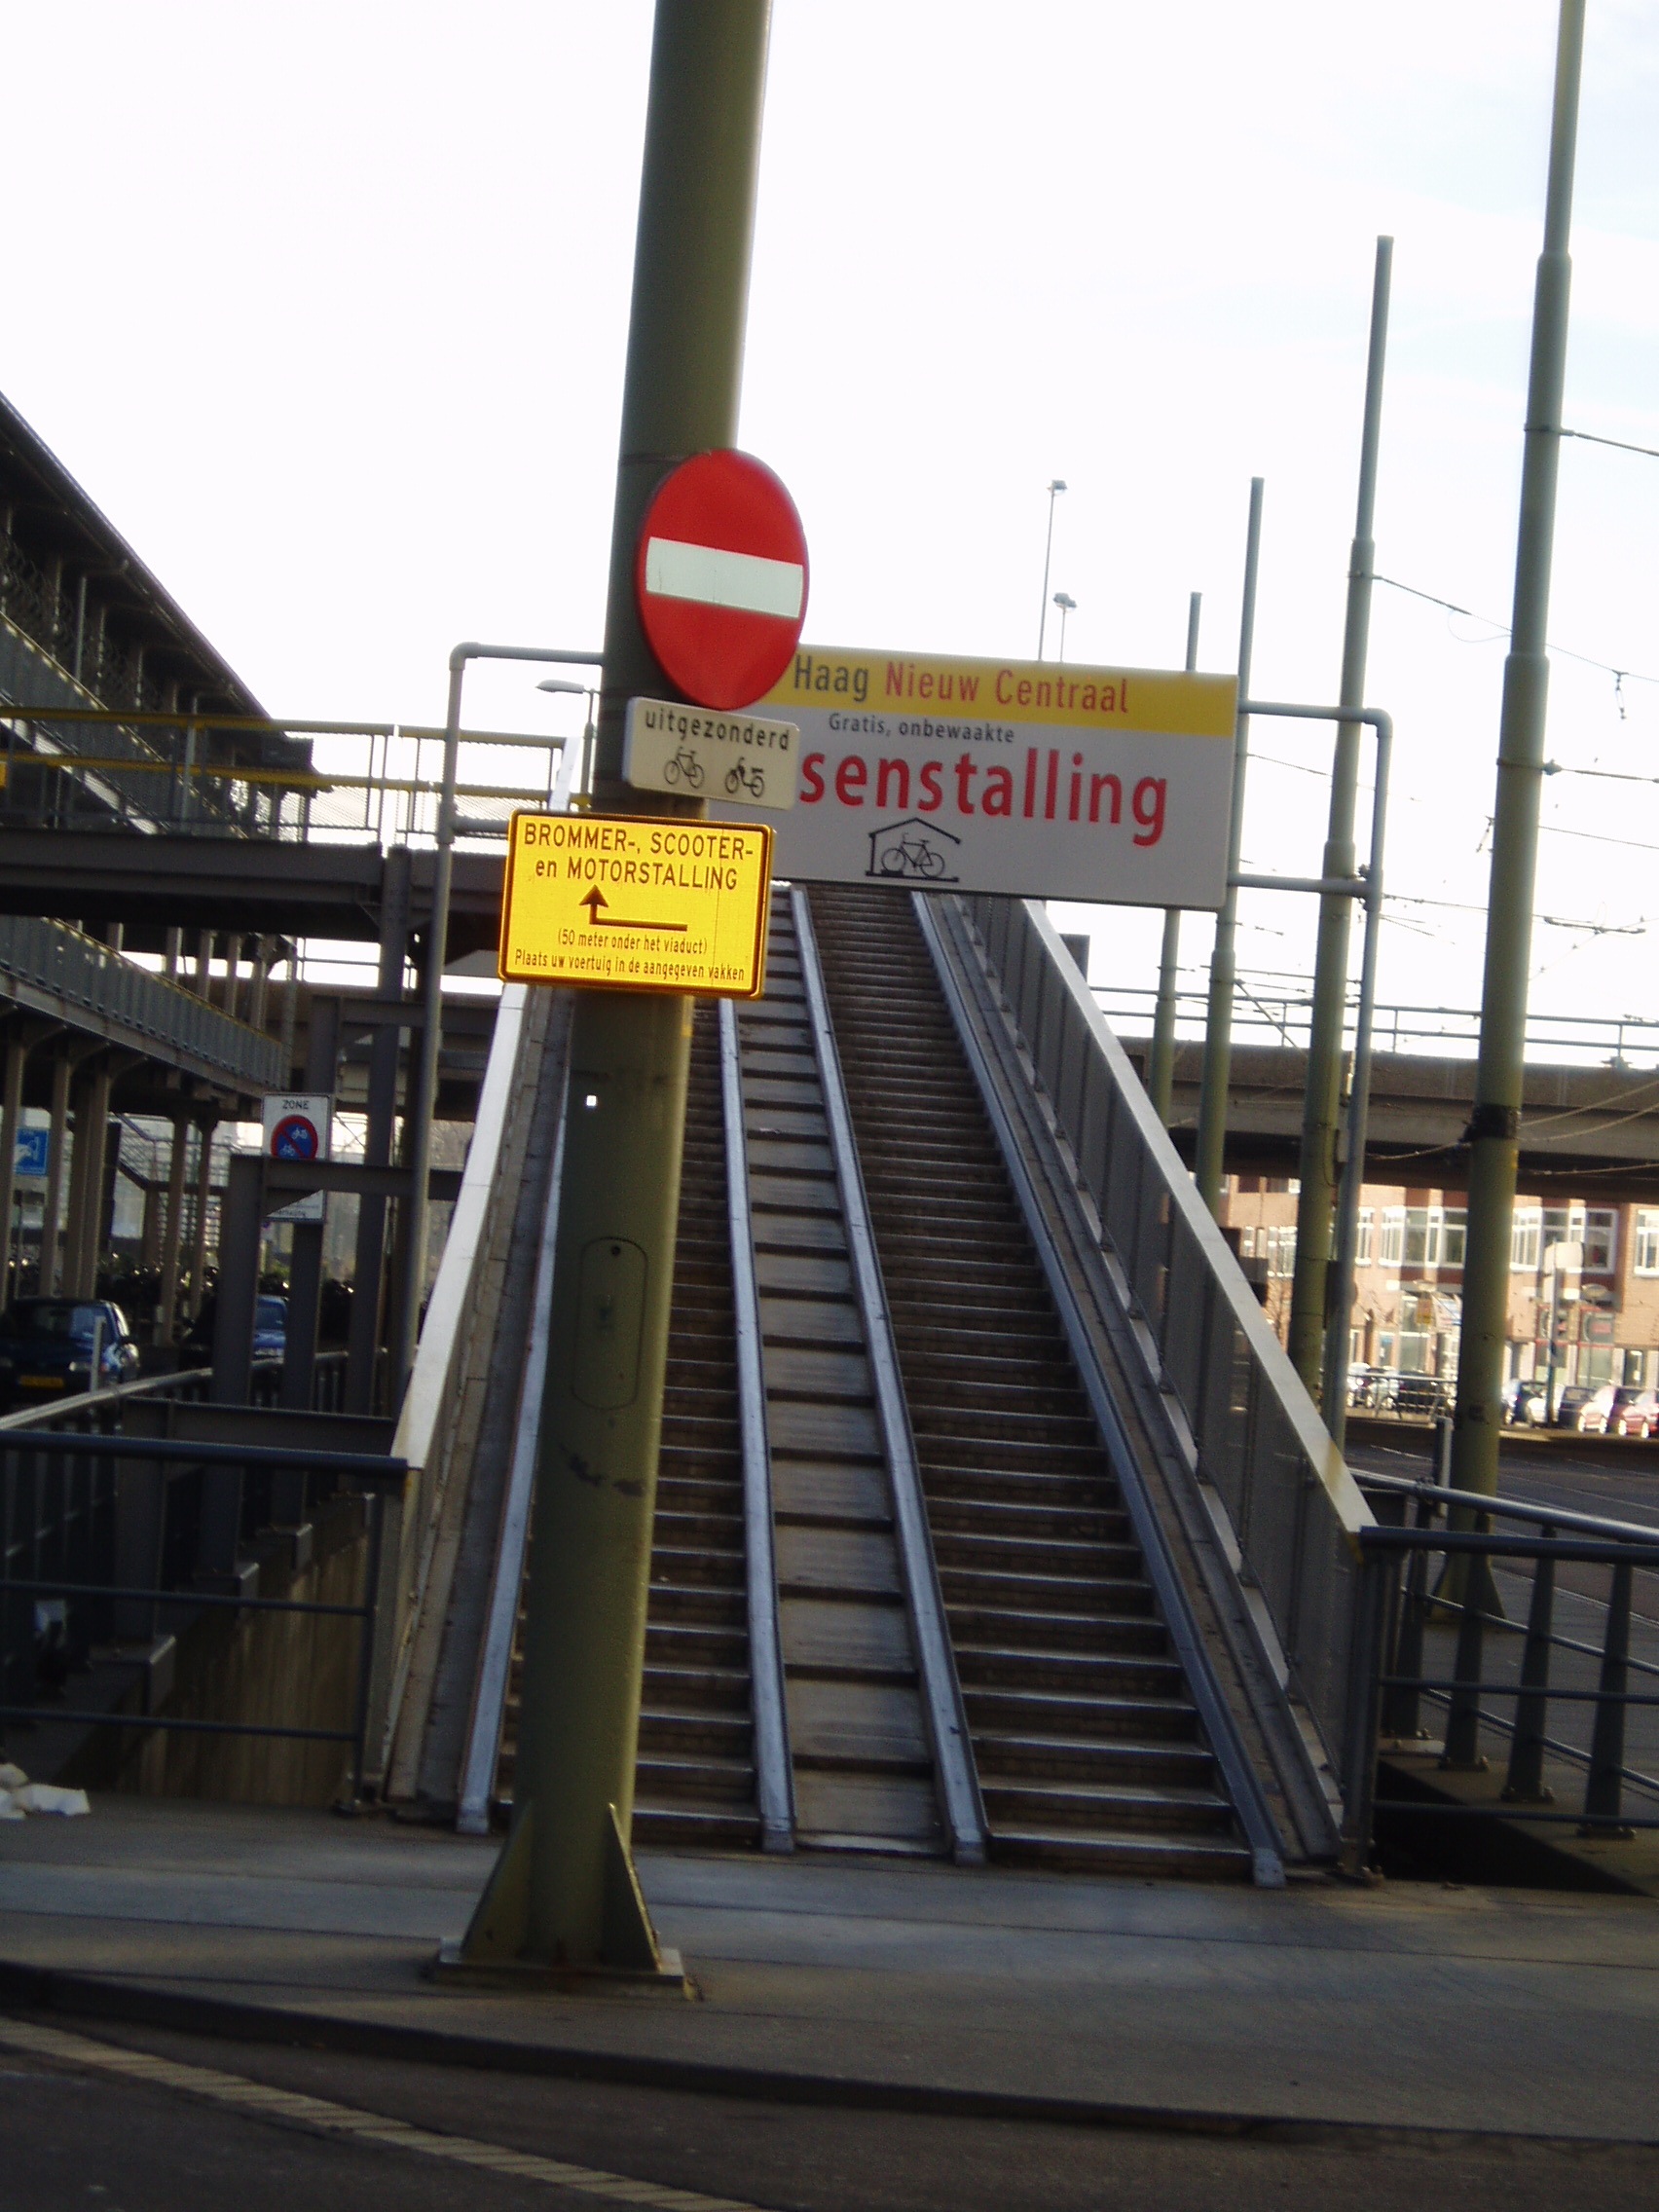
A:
<box><xmin>1355</xmin><ymin>1209</ymin><xmax>1374</xmax><ymax>1265</ymax></box>
<box><xmin>1635</xmin><ymin>1210</ymin><xmax>1659</xmax><ymax>1275</ymax></box>
<box><xmin>1238</xmin><ymin>1226</ymin><xmax>1257</xmax><ymax>1259</ymax></box>
<box><xmin>1404</xmin><ymin>1207</ymin><xmax>1432</xmax><ymax>1268</ymax></box>
<box><xmin>1442</xmin><ymin>1209</ymin><xmax>1467</xmax><ymax>1268</ymax></box>
<box><xmin>1511</xmin><ymin>1207</ymin><xmax>1542</xmax><ymax>1272</ymax></box>
<box><xmin>1583</xmin><ymin>1209</ymin><xmax>1617</xmax><ymax>1273</ymax></box>
<box><xmin>1397</xmin><ymin>1329</ymin><xmax>1433</xmax><ymax>1375</ymax></box>
<box><xmin>1264</xmin><ymin>1226</ymin><xmax>1297</xmax><ymax>1278</ymax></box>
<box><xmin>1380</xmin><ymin>1209</ymin><xmax>1404</xmax><ymax>1267</ymax></box>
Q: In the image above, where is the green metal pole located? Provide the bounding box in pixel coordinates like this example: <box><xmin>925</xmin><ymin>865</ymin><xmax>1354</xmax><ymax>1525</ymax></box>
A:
<box><xmin>1451</xmin><ymin>0</ymin><xmax>1584</xmax><ymax>1509</ymax></box>
<box><xmin>461</xmin><ymin>0</ymin><xmax>773</xmax><ymax>1973</ymax></box>
<box><xmin>1148</xmin><ymin>592</ymin><xmax>1201</xmax><ymax>1125</ymax></box>
<box><xmin>1287</xmin><ymin>238</ymin><xmax>1392</xmax><ymax>1396</ymax></box>
<box><xmin>1194</xmin><ymin>481</ymin><xmax>1264</xmax><ymax>1214</ymax></box>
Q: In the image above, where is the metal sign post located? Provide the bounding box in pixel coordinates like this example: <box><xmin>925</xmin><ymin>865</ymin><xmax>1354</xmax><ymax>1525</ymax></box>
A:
<box><xmin>1453</xmin><ymin>0</ymin><xmax>1586</xmax><ymax>1510</ymax></box>
<box><xmin>1198</xmin><ymin>695</ymin><xmax>1394</xmax><ymax>1449</ymax></box>
<box><xmin>1195</xmin><ymin>479</ymin><xmax>1265</xmax><ymax>1213</ymax></box>
<box><xmin>1288</xmin><ymin>237</ymin><xmax>1392</xmax><ymax>1400</ymax></box>
<box><xmin>450</xmin><ymin>0</ymin><xmax>776</xmax><ymax>1985</ymax></box>
<box><xmin>1148</xmin><ymin>590</ymin><xmax>1204</xmax><ymax>1125</ymax></box>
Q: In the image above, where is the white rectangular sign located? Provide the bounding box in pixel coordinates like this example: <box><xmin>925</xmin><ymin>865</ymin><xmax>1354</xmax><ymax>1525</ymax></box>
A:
<box><xmin>711</xmin><ymin>646</ymin><xmax>1236</xmax><ymax>906</ymax></box>
<box><xmin>623</xmin><ymin>696</ymin><xmax>801</xmax><ymax>811</ymax></box>
<box><xmin>262</xmin><ymin>1092</ymin><xmax>332</xmax><ymax>1226</ymax></box>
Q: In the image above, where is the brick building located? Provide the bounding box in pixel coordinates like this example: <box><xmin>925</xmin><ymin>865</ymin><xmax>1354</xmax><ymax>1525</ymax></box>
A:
<box><xmin>1219</xmin><ymin>1176</ymin><xmax>1659</xmax><ymax>1393</ymax></box>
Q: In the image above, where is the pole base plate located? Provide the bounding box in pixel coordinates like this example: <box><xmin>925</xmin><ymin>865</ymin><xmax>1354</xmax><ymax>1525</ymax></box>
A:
<box><xmin>428</xmin><ymin>1937</ymin><xmax>693</xmax><ymax>1996</ymax></box>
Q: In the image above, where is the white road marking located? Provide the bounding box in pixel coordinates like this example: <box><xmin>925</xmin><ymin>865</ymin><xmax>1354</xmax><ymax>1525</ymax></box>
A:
<box><xmin>644</xmin><ymin>538</ymin><xmax>803</xmax><ymax>620</ymax></box>
<box><xmin>0</xmin><ymin>2016</ymin><xmax>764</xmax><ymax>2211</ymax></box>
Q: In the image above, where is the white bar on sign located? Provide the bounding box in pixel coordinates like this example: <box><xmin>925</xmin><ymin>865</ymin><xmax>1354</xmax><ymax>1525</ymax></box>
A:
<box><xmin>644</xmin><ymin>536</ymin><xmax>804</xmax><ymax>620</ymax></box>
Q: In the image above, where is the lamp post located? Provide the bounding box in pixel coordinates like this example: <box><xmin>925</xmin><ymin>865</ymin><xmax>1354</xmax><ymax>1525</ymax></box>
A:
<box><xmin>1052</xmin><ymin>592</ymin><xmax>1076</xmax><ymax>663</ymax></box>
<box><xmin>394</xmin><ymin>641</ymin><xmax>602</xmax><ymax>1402</ymax></box>
<box><xmin>1036</xmin><ymin>479</ymin><xmax>1066</xmax><ymax>658</ymax></box>
<box><xmin>537</xmin><ymin>677</ymin><xmax>599</xmax><ymax>798</ymax></box>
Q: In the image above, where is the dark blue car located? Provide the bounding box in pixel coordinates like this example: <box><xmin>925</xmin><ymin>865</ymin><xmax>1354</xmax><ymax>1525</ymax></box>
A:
<box><xmin>0</xmin><ymin>1298</ymin><xmax>140</xmax><ymax>1411</ymax></box>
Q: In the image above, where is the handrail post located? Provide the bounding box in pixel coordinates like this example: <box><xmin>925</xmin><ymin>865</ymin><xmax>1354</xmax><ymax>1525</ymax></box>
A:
<box><xmin>1440</xmin><ymin>1521</ymin><xmax>1492</xmax><ymax>1770</ymax></box>
<box><xmin>347</xmin><ymin>1488</ymin><xmax>387</xmax><ymax>1808</ymax></box>
<box><xmin>1502</xmin><ymin>1531</ymin><xmax>1557</xmax><ymax>1802</ymax></box>
<box><xmin>1580</xmin><ymin>1557</ymin><xmax>1635</xmax><ymax>1836</ymax></box>
<box><xmin>1339</xmin><ymin>1542</ymin><xmax>1392</xmax><ymax>1878</ymax></box>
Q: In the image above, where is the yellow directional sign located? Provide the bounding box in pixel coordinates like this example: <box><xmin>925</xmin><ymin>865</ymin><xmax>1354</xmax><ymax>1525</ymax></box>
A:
<box><xmin>498</xmin><ymin>811</ymin><xmax>774</xmax><ymax>998</ymax></box>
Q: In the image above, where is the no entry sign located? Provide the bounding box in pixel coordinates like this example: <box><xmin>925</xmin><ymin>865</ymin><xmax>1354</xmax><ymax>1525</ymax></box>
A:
<box><xmin>636</xmin><ymin>450</ymin><xmax>808</xmax><ymax>711</ymax></box>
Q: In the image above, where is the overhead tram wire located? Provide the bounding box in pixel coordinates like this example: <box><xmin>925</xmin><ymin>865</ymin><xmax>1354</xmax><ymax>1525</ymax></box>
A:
<box><xmin>1374</xmin><ymin>573</ymin><xmax>1659</xmax><ymax>693</ymax></box>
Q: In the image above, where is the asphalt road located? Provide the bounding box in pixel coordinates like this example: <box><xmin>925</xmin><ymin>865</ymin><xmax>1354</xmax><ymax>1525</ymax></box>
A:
<box><xmin>4</xmin><ymin>2018</ymin><xmax>1659</xmax><ymax>2212</ymax></box>
<box><xmin>1347</xmin><ymin>1430</ymin><xmax>1659</xmax><ymax>1533</ymax></box>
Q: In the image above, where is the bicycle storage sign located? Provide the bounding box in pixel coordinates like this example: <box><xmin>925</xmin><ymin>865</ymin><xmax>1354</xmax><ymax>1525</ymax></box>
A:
<box><xmin>712</xmin><ymin>645</ymin><xmax>1237</xmax><ymax>907</ymax></box>
<box><xmin>623</xmin><ymin>696</ymin><xmax>800</xmax><ymax>810</ymax></box>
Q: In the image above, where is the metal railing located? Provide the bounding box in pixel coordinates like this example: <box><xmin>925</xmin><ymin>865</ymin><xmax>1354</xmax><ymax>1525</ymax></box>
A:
<box><xmin>719</xmin><ymin>995</ymin><xmax>795</xmax><ymax>1853</ymax></box>
<box><xmin>0</xmin><ymin>913</ymin><xmax>284</xmax><ymax>1091</ymax></box>
<box><xmin>0</xmin><ymin>1422</ymin><xmax>404</xmax><ymax>1801</ymax></box>
<box><xmin>449</xmin><ymin>990</ymin><xmax>565</xmax><ymax>1833</ymax></box>
<box><xmin>1347</xmin><ymin>1468</ymin><xmax>1659</xmax><ymax>1871</ymax></box>
<box><xmin>0</xmin><ymin>702</ymin><xmax>563</xmax><ymax>847</ymax></box>
<box><xmin>959</xmin><ymin>893</ymin><xmax>1375</xmax><ymax>1814</ymax></box>
<box><xmin>795</xmin><ymin>889</ymin><xmax>986</xmax><ymax>1864</ymax></box>
<box><xmin>1093</xmin><ymin>977</ymin><xmax>1659</xmax><ymax>1073</ymax></box>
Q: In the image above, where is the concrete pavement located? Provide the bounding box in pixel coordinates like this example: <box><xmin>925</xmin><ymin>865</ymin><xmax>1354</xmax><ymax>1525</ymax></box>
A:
<box><xmin>1</xmin><ymin>1797</ymin><xmax>1656</xmax><ymax>2145</ymax></box>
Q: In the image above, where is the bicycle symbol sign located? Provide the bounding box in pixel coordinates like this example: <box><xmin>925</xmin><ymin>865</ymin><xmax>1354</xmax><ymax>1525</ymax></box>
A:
<box><xmin>271</xmin><ymin>1115</ymin><xmax>320</xmax><ymax>1161</ymax></box>
<box><xmin>622</xmin><ymin>697</ymin><xmax>800</xmax><ymax>811</ymax></box>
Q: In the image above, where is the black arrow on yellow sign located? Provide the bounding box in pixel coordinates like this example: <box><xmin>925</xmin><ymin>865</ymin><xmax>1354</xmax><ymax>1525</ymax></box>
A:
<box><xmin>579</xmin><ymin>886</ymin><xmax>688</xmax><ymax>935</ymax></box>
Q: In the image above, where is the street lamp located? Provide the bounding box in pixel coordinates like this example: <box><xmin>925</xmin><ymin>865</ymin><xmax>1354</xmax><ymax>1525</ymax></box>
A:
<box><xmin>538</xmin><ymin>677</ymin><xmax>598</xmax><ymax>797</ymax></box>
<box><xmin>1036</xmin><ymin>479</ymin><xmax>1067</xmax><ymax>658</ymax></box>
<box><xmin>395</xmin><ymin>640</ymin><xmax>601</xmax><ymax>1403</ymax></box>
<box><xmin>1052</xmin><ymin>591</ymin><xmax>1076</xmax><ymax>663</ymax></box>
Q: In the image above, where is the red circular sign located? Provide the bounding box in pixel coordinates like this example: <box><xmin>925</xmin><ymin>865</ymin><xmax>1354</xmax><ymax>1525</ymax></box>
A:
<box><xmin>635</xmin><ymin>450</ymin><xmax>809</xmax><ymax>711</ymax></box>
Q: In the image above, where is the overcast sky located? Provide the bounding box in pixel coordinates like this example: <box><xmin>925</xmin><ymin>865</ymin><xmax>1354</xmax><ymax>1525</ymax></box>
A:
<box><xmin>6</xmin><ymin>3</ymin><xmax>1659</xmax><ymax>1039</ymax></box>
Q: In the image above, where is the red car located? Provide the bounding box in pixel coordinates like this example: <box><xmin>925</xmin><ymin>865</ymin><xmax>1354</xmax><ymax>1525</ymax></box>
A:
<box><xmin>1612</xmin><ymin>1388</ymin><xmax>1659</xmax><ymax>1439</ymax></box>
<box><xmin>1578</xmin><ymin>1384</ymin><xmax>1659</xmax><ymax>1438</ymax></box>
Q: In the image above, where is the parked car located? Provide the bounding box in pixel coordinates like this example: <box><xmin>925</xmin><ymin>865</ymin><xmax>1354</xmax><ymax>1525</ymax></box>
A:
<box><xmin>1551</xmin><ymin>1383</ymin><xmax>1600</xmax><ymax>1431</ymax></box>
<box><xmin>1346</xmin><ymin>1364</ymin><xmax>1393</xmax><ymax>1411</ymax></box>
<box><xmin>253</xmin><ymin>1296</ymin><xmax>288</xmax><ymax>1362</ymax></box>
<box><xmin>1577</xmin><ymin>1384</ymin><xmax>1659</xmax><ymax>1438</ymax></box>
<box><xmin>1611</xmin><ymin>1389</ymin><xmax>1659</xmax><ymax>1439</ymax></box>
<box><xmin>0</xmin><ymin>1299</ymin><xmax>140</xmax><ymax>1411</ymax></box>
<box><xmin>181</xmin><ymin>1292</ymin><xmax>288</xmax><ymax>1368</ymax></box>
<box><xmin>1392</xmin><ymin>1373</ymin><xmax>1450</xmax><ymax>1419</ymax></box>
<box><xmin>1503</xmin><ymin>1377</ymin><xmax>1547</xmax><ymax>1426</ymax></box>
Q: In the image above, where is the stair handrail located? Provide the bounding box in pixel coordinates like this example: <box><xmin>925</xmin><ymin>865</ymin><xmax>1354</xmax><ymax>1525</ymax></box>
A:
<box><xmin>719</xmin><ymin>996</ymin><xmax>795</xmax><ymax>1852</ymax></box>
<box><xmin>451</xmin><ymin>1012</ymin><xmax>571</xmax><ymax>1835</ymax></box>
<box><xmin>956</xmin><ymin>894</ymin><xmax>1373</xmax><ymax>1815</ymax></box>
<box><xmin>793</xmin><ymin>887</ymin><xmax>987</xmax><ymax>1864</ymax></box>
<box><xmin>366</xmin><ymin>983</ymin><xmax>533</xmax><ymax>1788</ymax></box>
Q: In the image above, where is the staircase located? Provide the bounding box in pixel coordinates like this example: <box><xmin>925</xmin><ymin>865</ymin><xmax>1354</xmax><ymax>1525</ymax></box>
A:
<box><xmin>808</xmin><ymin>884</ymin><xmax>1250</xmax><ymax>1879</ymax></box>
<box><xmin>495</xmin><ymin>1000</ymin><xmax>761</xmax><ymax>1847</ymax></box>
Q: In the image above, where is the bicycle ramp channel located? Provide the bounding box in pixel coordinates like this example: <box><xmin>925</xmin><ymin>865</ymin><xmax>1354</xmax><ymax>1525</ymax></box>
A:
<box><xmin>387</xmin><ymin>883</ymin><xmax>1364</xmax><ymax>1885</ymax></box>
